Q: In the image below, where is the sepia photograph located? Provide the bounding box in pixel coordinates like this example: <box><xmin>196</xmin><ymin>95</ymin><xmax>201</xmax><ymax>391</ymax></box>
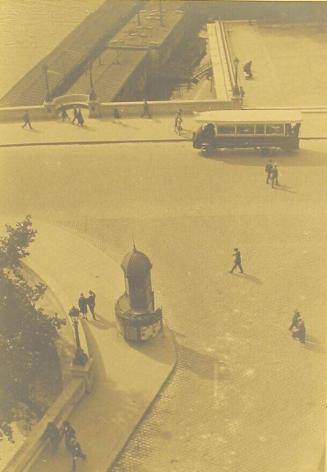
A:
<box><xmin>0</xmin><ymin>1</ymin><xmax>326</xmax><ymax>471</ymax></box>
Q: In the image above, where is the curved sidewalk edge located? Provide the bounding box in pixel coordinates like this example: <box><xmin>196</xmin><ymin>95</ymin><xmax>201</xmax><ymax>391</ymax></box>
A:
<box><xmin>23</xmin><ymin>221</ymin><xmax>177</xmax><ymax>472</ymax></box>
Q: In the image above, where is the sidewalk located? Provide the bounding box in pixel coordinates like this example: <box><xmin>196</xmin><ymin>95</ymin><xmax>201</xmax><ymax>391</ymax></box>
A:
<box><xmin>0</xmin><ymin>115</ymin><xmax>194</xmax><ymax>147</ymax></box>
<box><xmin>0</xmin><ymin>110</ymin><xmax>326</xmax><ymax>148</ymax></box>
<box><xmin>25</xmin><ymin>222</ymin><xmax>177</xmax><ymax>472</ymax></box>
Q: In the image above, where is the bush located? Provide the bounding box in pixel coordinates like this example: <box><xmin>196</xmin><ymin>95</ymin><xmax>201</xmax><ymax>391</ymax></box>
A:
<box><xmin>0</xmin><ymin>216</ymin><xmax>58</xmax><ymax>424</ymax></box>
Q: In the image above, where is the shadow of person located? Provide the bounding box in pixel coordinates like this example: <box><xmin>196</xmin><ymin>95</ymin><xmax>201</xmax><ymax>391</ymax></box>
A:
<box><xmin>302</xmin><ymin>334</ymin><xmax>325</xmax><ymax>353</ymax></box>
<box><xmin>88</xmin><ymin>313</ymin><xmax>115</xmax><ymax>330</ymax></box>
<box><xmin>273</xmin><ymin>184</ymin><xmax>297</xmax><ymax>194</ymax></box>
<box><xmin>232</xmin><ymin>273</ymin><xmax>262</xmax><ymax>284</ymax></box>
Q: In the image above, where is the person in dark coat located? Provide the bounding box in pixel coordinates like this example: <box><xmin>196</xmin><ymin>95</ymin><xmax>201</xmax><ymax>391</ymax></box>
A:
<box><xmin>113</xmin><ymin>108</ymin><xmax>121</xmax><ymax>120</ymax></box>
<box><xmin>271</xmin><ymin>164</ymin><xmax>279</xmax><ymax>188</ymax></box>
<box><xmin>69</xmin><ymin>306</ymin><xmax>80</xmax><ymax>320</ymax></box>
<box><xmin>61</xmin><ymin>108</ymin><xmax>69</xmax><ymax>121</ymax></box>
<box><xmin>141</xmin><ymin>99</ymin><xmax>151</xmax><ymax>118</ymax></box>
<box><xmin>42</xmin><ymin>422</ymin><xmax>60</xmax><ymax>453</ymax></box>
<box><xmin>265</xmin><ymin>159</ymin><xmax>273</xmax><ymax>184</ymax></box>
<box><xmin>70</xmin><ymin>437</ymin><xmax>87</xmax><ymax>471</ymax></box>
<box><xmin>87</xmin><ymin>290</ymin><xmax>96</xmax><ymax>320</ymax></box>
<box><xmin>243</xmin><ymin>61</ymin><xmax>253</xmax><ymax>79</ymax></box>
<box><xmin>77</xmin><ymin>108</ymin><xmax>84</xmax><ymax>127</ymax></box>
<box><xmin>78</xmin><ymin>293</ymin><xmax>88</xmax><ymax>320</ymax></box>
<box><xmin>289</xmin><ymin>310</ymin><xmax>301</xmax><ymax>331</ymax></box>
<box><xmin>63</xmin><ymin>421</ymin><xmax>76</xmax><ymax>450</ymax></box>
<box><xmin>71</xmin><ymin>107</ymin><xmax>79</xmax><ymax>124</ymax></box>
<box><xmin>230</xmin><ymin>248</ymin><xmax>244</xmax><ymax>274</ymax></box>
<box><xmin>291</xmin><ymin>318</ymin><xmax>306</xmax><ymax>344</ymax></box>
<box><xmin>22</xmin><ymin>110</ymin><xmax>32</xmax><ymax>129</ymax></box>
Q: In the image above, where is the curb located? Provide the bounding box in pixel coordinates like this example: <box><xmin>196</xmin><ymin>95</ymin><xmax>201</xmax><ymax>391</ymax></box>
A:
<box><xmin>0</xmin><ymin>138</ymin><xmax>192</xmax><ymax>148</ymax></box>
<box><xmin>108</xmin><ymin>324</ymin><xmax>178</xmax><ymax>471</ymax></box>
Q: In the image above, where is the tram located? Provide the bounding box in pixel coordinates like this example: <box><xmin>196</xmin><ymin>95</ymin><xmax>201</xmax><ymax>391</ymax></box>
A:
<box><xmin>192</xmin><ymin>110</ymin><xmax>302</xmax><ymax>155</ymax></box>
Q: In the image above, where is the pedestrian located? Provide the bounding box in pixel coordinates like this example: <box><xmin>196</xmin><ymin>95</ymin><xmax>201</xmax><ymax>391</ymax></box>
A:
<box><xmin>22</xmin><ymin>110</ymin><xmax>32</xmax><ymax>129</ymax></box>
<box><xmin>1</xmin><ymin>422</ymin><xmax>14</xmax><ymax>443</ymax></box>
<box><xmin>240</xmin><ymin>86</ymin><xmax>245</xmax><ymax>99</ymax></box>
<box><xmin>70</xmin><ymin>437</ymin><xmax>87</xmax><ymax>471</ymax></box>
<box><xmin>271</xmin><ymin>164</ymin><xmax>279</xmax><ymax>188</ymax></box>
<box><xmin>113</xmin><ymin>108</ymin><xmax>121</xmax><ymax>121</ymax></box>
<box><xmin>243</xmin><ymin>61</ymin><xmax>253</xmax><ymax>79</ymax></box>
<box><xmin>69</xmin><ymin>305</ymin><xmax>80</xmax><ymax>320</ymax></box>
<box><xmin>291</xmin><ymin>318</ymin><xmax>306</xmax><ymax>344</ymax></box>
<box><xmin>77</xmin><ymin>108</ymin><xmax>84</xmax><ymax>127</ymax></box>
<box><xmin>61</xmin><ymin>108</ymin><xmax>69</xmax><ymax>121</ymax></box>
<box><xmin>52</xmin><ymin>312</ymin><xmax>66</xmax><ymax>330</ymax></box>
<box><xmin>265</xmin><ymin>159</ymin><xmax>273</xmax><ymax>184</ymax></box>
<box><xmin>42</xmin><ymin>422</ymin><xmax>60</xmax><ymax>453</ymax></box>
<box><xmin>78</xmin><ymin>293</ymin><xmax>88</xmax><ymax>320</ymax></box>
<box><xmin>87</xmin><ymin>290</ymin><xmax>97</xmax><ymax>320</ymax></box>
<box><xmin>230</xmin><ymin>248</ymin><xmax>244</xmax><ymax>274</ymax></box>
<box><xmin>175</xmin><ymin>110</ymin><xmax>183</xmax><ymax>135</ymax></box>
<box><xmin>63</xmin><ymin>420</ymin><xmax>76</xmax><ymax>450</ymax></box>
<box><xmin>141</xmin><ymin>99</ymin><xmax>151</xmax><ymax>118</ymax></box>
<box><xmin>71</xmin><ymin>107</ymin><xmax>79</xmax><ymax>124</ymax></box>
<box><xmin>288</xmin><ymin>310</ymin><xmax>301</xmax><ymax>331</ymax></box>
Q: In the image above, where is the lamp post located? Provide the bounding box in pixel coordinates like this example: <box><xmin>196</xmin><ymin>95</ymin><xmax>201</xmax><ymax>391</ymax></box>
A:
<box><xmin>88</xmin><ymin>62</ymin><xmax>97</xmax><ymax>100</ymax></box>
<box><xmin>233</xmin><ymin>57</ymin><xmax>240</xmax><ymax>96</ymax></box>
<box><xmin>42</xmin><ymin>64</ymin><xmax>51</xmax><ymax>102</ymax></box>
<box><xmin>159</xmin><ymin>0</ymin><xmax>163</xmax><ymax>26</ymax></box>
<box><xmin>73</xmin><ymin>318</ymin><xmax>88</xmax><ymax>366</ymax></box>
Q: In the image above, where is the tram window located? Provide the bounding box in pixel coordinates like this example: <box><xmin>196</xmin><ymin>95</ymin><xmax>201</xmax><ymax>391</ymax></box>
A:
<box><xmin>255</xmin><ymin>124</ymin><xmax>265</xmax><ymax>135</ymax></box>
<box><xmin>266</xmin><ymin>124</ymin><xmax>284</xmax><ymax>135</ymax></box>
<box><xmin>236</xmin><ymin>125</ymin><xmax>254</xmax><ymax>135</ymax></box>
<box><xmin>217</xmin><ymin>126</ymin><xmax>235</xmax><ymax>135</ymax></box>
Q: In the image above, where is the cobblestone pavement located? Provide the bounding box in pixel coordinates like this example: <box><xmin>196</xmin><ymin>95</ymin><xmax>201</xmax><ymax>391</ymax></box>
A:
<box><xmin>0</xmin><ymin>140</ymin><xmax>326</xmax><ymax>472</ymax></box>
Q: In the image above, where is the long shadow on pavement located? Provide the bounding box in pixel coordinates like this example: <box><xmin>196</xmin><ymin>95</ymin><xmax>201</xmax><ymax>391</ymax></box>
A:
<box><xmin>231</xmin><ymin>272</ymin><xmax>262</xmax><ymax>284</ymax></box>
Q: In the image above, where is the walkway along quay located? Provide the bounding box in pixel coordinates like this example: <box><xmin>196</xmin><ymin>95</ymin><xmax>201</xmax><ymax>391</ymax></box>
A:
<box><xmin>0</xmin><ymin>1</ymin><xmax>143</xmax><ymax>107</ymax></box>
<box><xmin>3</xmin><ymin>222</ymin><xmax>176</xmax><ymax>472</ymax></box>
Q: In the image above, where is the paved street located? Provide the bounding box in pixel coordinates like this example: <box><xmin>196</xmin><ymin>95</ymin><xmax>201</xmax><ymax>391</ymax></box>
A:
<box><xmin>0</xmin><ymin>139</ymin><xmax>326</xmax><ymax>472</ymax></box>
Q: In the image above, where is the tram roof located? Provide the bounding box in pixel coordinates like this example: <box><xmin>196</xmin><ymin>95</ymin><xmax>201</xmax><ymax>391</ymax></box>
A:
<box><xmin>194</xmin><ymin>110</ymin><xmax>302</xmax><ymax>124</ymax></box>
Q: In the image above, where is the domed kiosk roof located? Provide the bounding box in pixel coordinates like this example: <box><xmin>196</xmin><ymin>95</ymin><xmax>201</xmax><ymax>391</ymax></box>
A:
<box><xmin>121</xmin><ymin>246</ymin><xmax>152</xmax><ymax>277</ymax></box>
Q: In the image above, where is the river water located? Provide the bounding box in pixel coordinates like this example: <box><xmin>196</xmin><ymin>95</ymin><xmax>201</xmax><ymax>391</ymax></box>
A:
<box><xmin>0</xmin><ymin>0</ymin><xmax>105</xmax><ymax>98</ymax></box>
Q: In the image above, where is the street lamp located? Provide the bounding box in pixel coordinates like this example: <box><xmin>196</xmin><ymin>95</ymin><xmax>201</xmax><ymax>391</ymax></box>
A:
<box><xmin>233</xmin><ymin>57</ymin><xmax>240</xmax><ymax>96</ymax></box>
<box><xmin>42</xmin><ymin>64</ymin><xmax>51</xmax><ymax>102</ymax></box>
<box><xmin>88</xmin><ymin>62</ymin><xmax>97</xmax><ymax>100</ymax></box>
<box><xmin>73</xmin><ymin>318</ymin><xmax>88</xmax><ymax>366</ymax></box>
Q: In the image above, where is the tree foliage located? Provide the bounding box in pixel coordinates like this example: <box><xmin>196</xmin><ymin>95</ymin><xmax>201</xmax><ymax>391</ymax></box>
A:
<box><xmin>0</xmin><ymin>217</ymin><xmax>58</xmax><ymax>424</ymax></box>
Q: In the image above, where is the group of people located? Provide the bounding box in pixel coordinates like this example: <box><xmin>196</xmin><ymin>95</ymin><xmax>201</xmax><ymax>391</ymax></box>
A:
<box><xmin>69</xmin><ymin>290</ymin><xmax>97</xmax><ymax>322</ymax></box>
<box><xmin>69</xmin><ymin>107</ymin><xmax>85</xmax><ymax>127</ymax></box>
<box><xmin>265</xmin><ymin>160</ymin><xmax>279</xmax><ymax>187</ymax></box>
<box><xmin>43</xmin><ymin>420</ymin><xmax>86</xmax><ymax>471</ymax></box>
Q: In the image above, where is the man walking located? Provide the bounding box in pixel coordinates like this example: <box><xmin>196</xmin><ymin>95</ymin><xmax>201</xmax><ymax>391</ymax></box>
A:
<box><xmin>78</xmin><ymin>293</ymin><xmax>88</xmax><ymax>320</ymax></box>
<box><xmin>71</xmin><ymin>106</ymin><xmax>79</xmax><ymax>125</ymax></box>
<box><xmin>22</xmin><ymin>110</ymin><xmax>32</xmax><ymax>129</ymax></box>
<box><xmin>174</xmin><ymin>109</ymin><xmax>182</xmax><ymax>134</ymax></box>
<box><xmin>265</xmin><ymin>159</ymin><xmax>273</xmax><ymax>184</ymax></box>
<box><xmin>87</xmin><ymin>290</ymin><xmax>97</xmax><ymax>320</ymax></box>
<box><xmin>288</xmin><ymin>310</ymin><xmax>301</xmax><ymax>331</ymax></box>
<box><xmin>230</xmin><ymin>248</ymin><xmax>244</xmax><ymax>274</ymax></box>
<box><xmin>291</xmin><ymin>317</ymin><xmax>306</xmax><ymax>344</ymax></box>
<box><xmin>69</xmin><ymin>305</ymin><xmax>80</xmax><ymax>320</ymax></box>
<box><xmin>141</xmin><ymin>99</ymin><xmax>151</xmax><ymax>118</ymax></box>
<box><xmin>63</xmin><ymin>420</ymin><xmax>76</xmax><ymax>450</ymax></box>
<box><xmin>271</xmin><ymin>164</ymin><xmax>279</xmax><ymax>188</ymax></box>
<box><xmin>77</xmin><ymin>108</ymin><xmax>84</xmax><ymax>127</ymax></box>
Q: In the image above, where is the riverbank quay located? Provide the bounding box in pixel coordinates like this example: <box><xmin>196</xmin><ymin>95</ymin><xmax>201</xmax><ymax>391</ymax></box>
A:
<box><xmin>0</xmin><ymin>109</ymin><xmax>327</xmax><ymax>148</ymax></box>
<box><xmin>15</xmin><ymin>222</ymin><xmax>176</xmax><ymax>472</ymax></box>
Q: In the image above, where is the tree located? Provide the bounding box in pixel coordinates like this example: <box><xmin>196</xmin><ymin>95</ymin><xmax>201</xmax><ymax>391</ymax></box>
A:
<box><xmin>0</xmin><ymin>216</ymin><xmax>58</xmax><ymax>426</ymax></box>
